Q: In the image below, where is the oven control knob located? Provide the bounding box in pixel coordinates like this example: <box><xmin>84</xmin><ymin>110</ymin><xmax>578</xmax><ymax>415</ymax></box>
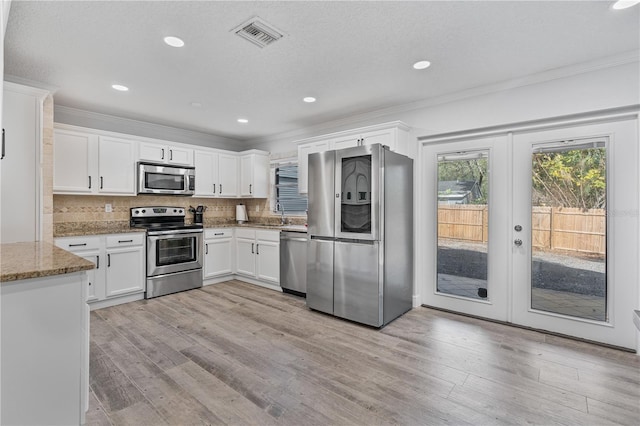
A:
<box><xmin>174</xmin><ymin>209</ymin><xmax>177</xmax><ymax>213</ymax></box>
<box><xmin>141</xmin><ymin>209</ymin><xmax>146</xmax><ymax>213</ymax></box>
<box><xmin>135</xmin><ymin>210</ymin><xmax>139</xmax><ymax>214</ymax></box>
<box><xmin>179</xmin><ymin>209</ymin><xmax>183</xmax><ymax>214</ymax></box>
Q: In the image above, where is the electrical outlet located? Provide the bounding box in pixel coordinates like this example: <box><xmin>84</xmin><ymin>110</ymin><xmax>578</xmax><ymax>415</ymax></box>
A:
<box><xmin>105</xmin><ymin>203</ymin><xmax>112</xmax><ymax>213</ymax></box>
<box><xmin>255</xmin><ymin>205</ymin><xmax>259</xmax><ymax>212</ymax></box>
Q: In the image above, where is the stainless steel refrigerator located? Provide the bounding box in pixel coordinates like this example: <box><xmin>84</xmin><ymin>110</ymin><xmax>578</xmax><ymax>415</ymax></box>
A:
<box><xmin>306</xmin><ymin>143</ymin><xmax>413</xmax><ymax>327</ymax></box>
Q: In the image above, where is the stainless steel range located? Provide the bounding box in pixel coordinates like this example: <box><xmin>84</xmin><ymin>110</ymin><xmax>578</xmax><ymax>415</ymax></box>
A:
<box><xmin>130</xmin><ymin>206</ymin><xmax>203</xmax><ymax>298</ymax></box>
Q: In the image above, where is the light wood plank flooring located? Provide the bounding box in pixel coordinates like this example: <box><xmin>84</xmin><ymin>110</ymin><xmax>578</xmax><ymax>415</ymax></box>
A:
<box><xmin>88</xmin><ymin>280</ymin><xmax>640</xmax><ymax>425</ymax></box>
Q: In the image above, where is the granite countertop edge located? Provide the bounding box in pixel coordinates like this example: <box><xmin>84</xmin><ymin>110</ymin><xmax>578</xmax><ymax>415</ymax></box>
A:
<box><xmin>1</xmin><ymin>242</ymin><xmax>95</xmax><ymax>283</ymax></box>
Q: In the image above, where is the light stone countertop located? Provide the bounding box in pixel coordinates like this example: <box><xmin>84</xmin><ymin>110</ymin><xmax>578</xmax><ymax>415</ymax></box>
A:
<box><xmin>0</xmin><ymin>241</ymin><xmax>95</xmax><ymax>283</ymax></box>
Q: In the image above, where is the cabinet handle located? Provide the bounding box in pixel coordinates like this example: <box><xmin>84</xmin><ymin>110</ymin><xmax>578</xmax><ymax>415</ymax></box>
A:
<box><xmin>213</xmin><ymin>184</ymin><xmax>216</xmax><ymax>194</ymax></box>
<box><xmin>88</xmin><ymin>176</ymin><xmax>92</xmax><ymax>189</ymax></box>
<box><xmin>100</xmin><ymin>176</ymin><xmax>104</xmax><ymax>189</ymax></box>
<box><xmin>205</xmin><ymin>243</ymin><xmax>208</xmax><ymax>255</ymax></box>
<box><xmin>214</xmin><ymin>232</ymin><xmax>224</xmax><ymax>236</ymax></box>
<box><xmin>1</xmin><ymin>128</ymin><xmax>5</xmax><ymax>160</ymax></box>
<box><xmin>161</xmin><ymin>148</ymin><xmax>165</xmax><ymax>160</ymax></box>
<box><xmin>170</xmin><ymin>149</ymin><xmax>173</xmax><ymax>161</ymax></box>
<box><xmin>251</xmin><ymin>243</ymin><xmax>254</xmax><ymax>254</ymax></box>
<box><xmin>107</xmin><ymin>253</ymin><xmax>111</xmax><ymax>267</ymax></box>
<box><xmin>219</xmin><ymin>184</ymin><xmax>222</xmax><ymax>194</ymax></box>
<box><xmin>89</xmin><ymin>281</ymin><xmax>92</xmax><ymax>286</ymax></box>
<box><xmin>249</xmin><ymin>184</ymin><xmax>252</xmax><ymax>194</ymax></box>
<box><xmin>96</xmin><ymin>255</ymin><xmax>100</xmax><ymax>269</ymax></box>
<box><xmin>118</xmin><ymin>239</ymin><xmax>133</xmax><ymax>243</ymax></box>
<box><xmin>69</xmin><ymin>243</ymin><xmax>87</xmax><ymax>247</ymax></box>
<box><xmin>256</xmin><ymin>244</ymin><xmax>259</xmax><ymax>255</ymax></box>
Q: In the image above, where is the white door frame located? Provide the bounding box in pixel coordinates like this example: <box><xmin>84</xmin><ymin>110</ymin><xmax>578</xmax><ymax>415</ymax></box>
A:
<box><xmin>418</xmin><ymin>106</ymin><xmax>640</xmax><ymax>350</ymax></box>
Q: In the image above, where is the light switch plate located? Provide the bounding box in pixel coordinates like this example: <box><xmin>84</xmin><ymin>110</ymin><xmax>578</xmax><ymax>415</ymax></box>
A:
<box><xmin>255</xmin><ymin>205</ymin><xmax>259</xmax><ymax>212</ymax></box>
<box><xmin>105</xmin><ymin>203</ymin><xmax>112</xmax><ymax>213</ymax></box>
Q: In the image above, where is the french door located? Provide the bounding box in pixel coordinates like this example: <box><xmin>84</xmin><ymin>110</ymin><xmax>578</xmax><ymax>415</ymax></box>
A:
<box><xmin>422</xmin><ymin>118</ymin><xmax>638</xmax><ymax>349</ymax></box>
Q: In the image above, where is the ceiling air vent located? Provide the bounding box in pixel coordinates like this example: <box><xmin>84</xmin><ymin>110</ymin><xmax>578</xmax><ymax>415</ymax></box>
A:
<box><xmin>232</xmin><ymin>17</ymin><xmax>284</xmax><ymax>48</ymax></box>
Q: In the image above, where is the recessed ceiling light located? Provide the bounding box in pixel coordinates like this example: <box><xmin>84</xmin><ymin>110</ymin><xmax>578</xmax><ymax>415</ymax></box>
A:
<box><xmin>237</xmin><ymin>118</ymin><xmax>249</xmax><ymax>124</ymax></box>
<box><xmin>111</xmin><ymin>84</ymin><xmax>129</xmax><ymax>91</ymax></box>
<box><xmin>413</xmin><ymin>60</ymin><xmax>431</xmax><ymax>70</ymax></box>
<box><xmin>190</xmin><ymin>102</ymin><xmax>202</xmax><ymax>108</ymax></box>
<box><xmin>612</xmin><ymin>0</ymin><xmax>640</xmax><ymax>9</ymax></box>
<box><xmin>303</xmin><ymin>97</ymin><xmax>316</xmax><ymax>103</ymax></box>
<box><xmin>164</xmin><ymin>36</ymin><xmax>185</xmax><ymax>47</ymax></box>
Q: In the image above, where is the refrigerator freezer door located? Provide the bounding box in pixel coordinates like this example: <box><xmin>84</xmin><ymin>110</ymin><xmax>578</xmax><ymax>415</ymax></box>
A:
<box><xmin>307</xmin><ymin>151</ymin><xmax>335</xmax><ymax>238</ymax></box>
<box><xmin>334</xmin><ymin>240</ymin><xmax>381</xmax><ymax>327</ymax></box>
<box><xmin>306</xmin><ymin>237</ymin><xmax>334</xmax><ymax>314</ymax></box>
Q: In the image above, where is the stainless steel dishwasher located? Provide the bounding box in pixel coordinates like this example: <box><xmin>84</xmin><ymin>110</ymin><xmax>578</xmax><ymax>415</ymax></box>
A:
<box><xmin>280</xmin><ymin>231</ymin><xmax>308</xmax><ymax>296</ymax></box>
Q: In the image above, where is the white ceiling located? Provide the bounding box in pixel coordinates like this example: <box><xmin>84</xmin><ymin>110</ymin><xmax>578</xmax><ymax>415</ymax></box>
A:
<box><xmin>5</xmin><ymin>1</ymin><xmax>640</xmax><ymax>143</ymax></box>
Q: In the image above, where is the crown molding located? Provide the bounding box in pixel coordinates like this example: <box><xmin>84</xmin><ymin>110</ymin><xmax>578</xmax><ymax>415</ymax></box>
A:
<box><xmin>245</xmin><ymin>50</ymin><xmax>640</xmax><ymax>146</ymax></box>
<box><xmin>4</xmin><ymin>74</ymin><xmax>59</xmax><ymax>94</ymax></box>
<box><xmin>54</xmin><ymin>105</ymin><xmax>243</xmax><ymax>151</ymax></box>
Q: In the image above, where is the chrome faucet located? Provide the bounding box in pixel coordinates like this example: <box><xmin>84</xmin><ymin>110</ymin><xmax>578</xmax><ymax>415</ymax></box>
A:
<box><xmin>276</xmin><ymin>202</ymin><xmax>287</xmax><ymax>225</ymax></box>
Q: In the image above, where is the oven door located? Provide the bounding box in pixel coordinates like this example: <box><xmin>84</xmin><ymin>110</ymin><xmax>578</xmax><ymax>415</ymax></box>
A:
<box><xmin>147</xmin><ymin>229</ymin><xmax>203</xmax><ymax>276</ymax></box>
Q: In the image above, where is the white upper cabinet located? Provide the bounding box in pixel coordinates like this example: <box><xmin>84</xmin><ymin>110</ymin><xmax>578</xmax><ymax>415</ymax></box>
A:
<box><xmin>297</xmin><ymin>139</ymin><xmax>331</xmax><ymax>197</ymax></box>
<box><xmin>54</xmin><ymin>129</ymin><xmax>96</xmax><ymax>193</ymax></box>
<box><xmin>239</xmin><ymin>151</ymin><xmax>269</xmax><ymax>198</ymax></box>
<box><xmin>98</xmin><ymin>136</ymin><xmax>136</xmax><ymax>194</ymax></box>
<box><xmin>139</xmin><ymin>141</ymin><xmax>193</xmax><ymax>166</ymax></box>
<box><xmin>54</xmin><ymin>128</ymin><xmax>137</xmax><ymax>195</ymax></box>
<box><xmin>194</xmin><ymin>149</ymin><xmax>238</xmax><ymax>197</ymax></box>
<box><xmin>296</xmin><ymin>121</ymin><xmax>411</xmax><ymax>193</ymax></box>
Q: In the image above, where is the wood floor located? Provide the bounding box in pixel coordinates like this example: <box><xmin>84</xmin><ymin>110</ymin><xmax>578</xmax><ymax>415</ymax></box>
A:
<box><xmin>87</xmin><ymin>280</ymin><xmax>640</xmax><ymax>425</ymax></box>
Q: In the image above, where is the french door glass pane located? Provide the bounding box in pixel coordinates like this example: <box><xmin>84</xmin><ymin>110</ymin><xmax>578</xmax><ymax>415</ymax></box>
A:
<box><xmin>530</xmin><ymin>144</ymin><xmax>607</xmax><ymax>321</ymax></box>
<box><xmin>436</xmin><ymin>151</ymin><xmax>489</xmax><ymax>300</ymax></box>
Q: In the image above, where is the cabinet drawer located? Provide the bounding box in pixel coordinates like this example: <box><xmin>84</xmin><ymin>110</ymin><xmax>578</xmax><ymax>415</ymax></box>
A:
<box><xmin>204</xmin><ymin>228</ymin><xmax>233</xmax><ymax>239</ymax></box>
<box><xmin>106</xmin><ymin>233</ymin><xmax>145</xmax><ymax>248</ymax></box>
<box><xmin>235</xmin><ymin>228</ymin><xmax>256</xmax><ymax>240</ymax></box>
<box><xmin>256</xmin><ymin>229</ymin><xmax>280</xmax><ymax>242</ymax></box>
<box><xmin>55</xmin><ymin>236</ymin><xmax>101</xmax><ymax>252</ymax></box>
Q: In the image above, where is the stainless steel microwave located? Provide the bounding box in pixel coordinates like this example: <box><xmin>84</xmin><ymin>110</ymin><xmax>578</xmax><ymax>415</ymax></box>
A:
<box><xmin>137</xmin><ymin>162</ymin><xmax>195</xmax><ymax>195</ymax></box>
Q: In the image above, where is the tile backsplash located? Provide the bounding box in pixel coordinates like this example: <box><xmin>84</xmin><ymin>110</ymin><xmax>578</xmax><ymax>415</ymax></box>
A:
<box><xmin>53</xmin><ymin>195</ymin><xmax>270</xmax><ymax>225</ymax></box>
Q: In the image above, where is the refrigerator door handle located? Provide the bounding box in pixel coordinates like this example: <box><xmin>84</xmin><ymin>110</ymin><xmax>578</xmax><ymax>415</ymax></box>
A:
<box><xmin>335</xmin><ymin>238</ymin><xmax>375</xmax><ymax>245</ymax></box>
<box><xmin>310</xmin><ymin>235</ymin><xmax>335</xmax><ymax>242</ymax></box>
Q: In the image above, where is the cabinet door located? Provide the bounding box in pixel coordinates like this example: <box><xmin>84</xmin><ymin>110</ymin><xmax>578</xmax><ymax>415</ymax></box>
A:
<box><xmin>218</xmin><ymin>153</ymin><xmax>238</xmax><ymax>197</ymax></box>
<box><xmin>167</xmin><ymin>146</ymin><xmax>193</xmax><ymax>166</ymax></box>
<box><xmin>256</xmin><ymin>240</ymin><xmax>279</xmax><ymax>283</ymax></box>
<box><xmin>204</xmin><ymin>238</ymin><xmax>233</xmax><ymax>278</ymax></box>
<box><xmin>139</xmin><ymin>142</ymin><xmax>167</xmax><ymax>163</ymax></box>
<box><xmin>235</xmin><ymin>238</ymin><xmax>256</xmax><ymax>277</ymax></box>
<box><xmin>194</xmin><ymin>150</ymin><xmax>216</xmax><ymax>197</ymax></box>
<box><xmin>360</xmin><ymin>128</ymin><xmax>395</xmax><ymax>149</ymax></box>
<box><xmin>105</xmin><ymin>246</ymin><xmax>145</xmax><ymax>297</ymax></box>
<box><xmin>98</xmin><ymin>137</ymin><xmax>136</xmax><ymax>194</ymax></box>
<box><xmin>239</xmin><ymin>155</ymin><xmax>253</xmax><ymax>197</ymax></box>
<box><xmin>79</xmin><ymin>251</ymin><xmax>101</xmax><ymax>302</ymax></box>
<box><xmin>53</xmin><ymin>129</ymin><xmax>96</xmax><ymax>193</ymax></box>
<box><xmin>332</xmin><ymin>135</ymin><xmax>360</xmax><ymax>151</ymax></box>
<box><xmin>297</xmin><ymin>140</ymin><xmax>331</xmax><ymax>194</ymax></box>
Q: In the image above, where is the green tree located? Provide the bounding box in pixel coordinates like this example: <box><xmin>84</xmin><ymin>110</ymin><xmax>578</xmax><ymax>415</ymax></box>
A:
<box><xmin>532</xmin><ymin>148</ymin><xmax>606</xmax><ymax>209</ymax></box>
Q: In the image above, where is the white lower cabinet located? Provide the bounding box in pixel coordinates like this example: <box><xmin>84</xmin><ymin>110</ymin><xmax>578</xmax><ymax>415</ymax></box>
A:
<box><xmin>204</xmin><ymin>228</ymin><xmax>234</xmax><ymax>278</ymax></box>
<box><xmin>234</xmin><ymin>228</ymin><xmax>280</xmax><ymax>284</ymax></box>
<box><xmin>55</xmin><ymin>232</ymin><xmax>145</xmax><ymax>307</ymax></box>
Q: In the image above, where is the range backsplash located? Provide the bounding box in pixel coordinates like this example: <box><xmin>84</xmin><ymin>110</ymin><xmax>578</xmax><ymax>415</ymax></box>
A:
<box><xmin>53</xmin><ymin>195</ymin><xmax>273</xmax><ymax>230</ymax></box>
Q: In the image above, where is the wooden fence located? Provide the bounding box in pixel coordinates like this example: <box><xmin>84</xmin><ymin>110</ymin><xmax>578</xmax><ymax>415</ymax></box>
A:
<box><xmin>438</xmin><ymin>205</ymin><xmax>606</xmax><ymax>255</ymax></box>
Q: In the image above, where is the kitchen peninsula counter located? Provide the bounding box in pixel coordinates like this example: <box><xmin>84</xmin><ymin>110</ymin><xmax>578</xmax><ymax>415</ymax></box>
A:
<box><xmin>0</xmin><ymin>241</ymin><xmax>95</xmax><ymax>282</ymax></box>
